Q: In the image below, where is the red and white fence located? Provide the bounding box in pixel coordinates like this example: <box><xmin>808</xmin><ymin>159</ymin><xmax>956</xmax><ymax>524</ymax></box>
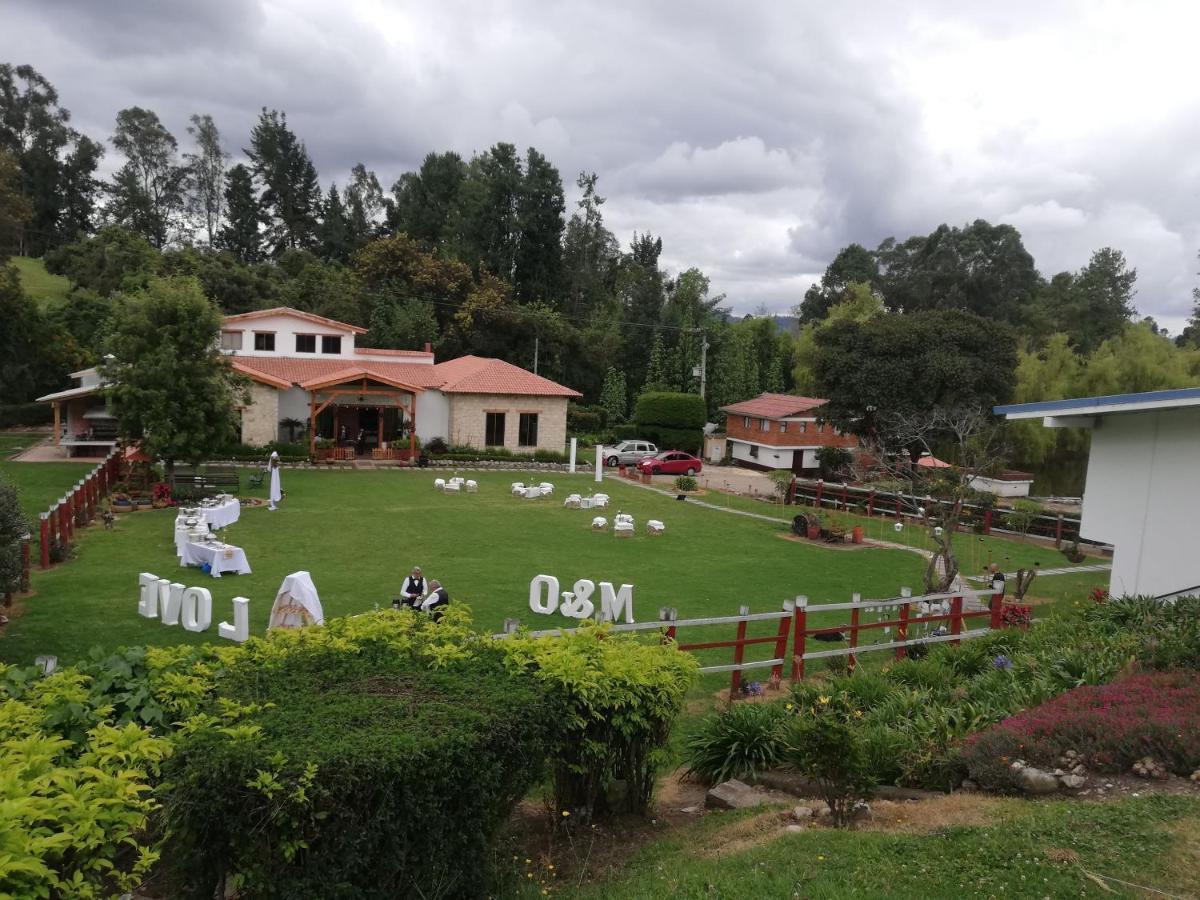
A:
<box><xmin>35</xmin><ymin>448</ymin><xmax>122</xmax><ymax>572</ymax></box>
<box><xmin>495</xmin><ymin>582</ymin><xmax>1014</xmax><ymax>694</ymax></box>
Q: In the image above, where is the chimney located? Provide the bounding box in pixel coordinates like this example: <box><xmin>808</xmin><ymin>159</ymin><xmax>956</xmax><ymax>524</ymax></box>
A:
<box><xmin>423</xmin><ymin>342</ymin><xmax>432</xmax><ymax>354</ymax></box>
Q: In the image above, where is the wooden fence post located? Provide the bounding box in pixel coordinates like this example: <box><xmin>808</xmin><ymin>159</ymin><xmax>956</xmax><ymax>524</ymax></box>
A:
<box><xmin>950</xmin><ymin>594</ymin><xmax>963</xmax><ymax>645</ymax></box>
<box><xmin>848</xmin><ymin>592</ymin><xmax>861</xmax><ymax>672</ymax></box>
<box><xmin>895</xmin><ymin>587</ymin><xmax>912</xmax><ymax>660</ymax></box>
<box><xmin>786</xmin><ymin>476</ymin><xmax>797</xmax><ymax>505</ymax></box>
<box><xmin>791</xmin><ymin>595</ymin><xmax>808</xmax><ymax>681</ymax></box>
<box><xmin>39</xmin><ymin>513</ymin><xmax>50</xmax><ymax>570</ymax></box>
<box><xmin>1054</xmin><ymin>514</ymin><xmax>1063</xmax><ymax>549</ymax></box>
<box><xmin>983</xmin><ymin>509</ymin><xmax>992</xmax><ymax>535</ymax></box>
<box><xmin>773</xmin><ymin>601</ymin><xmax>793</xmax><ymax>684</ymax></box>
<box><xmin>867</xmin><ymin>490</ymin><xmax>875</xmax><ymax>517</ymax></box>
<box><xmin>989</xmin><ymin>580</ymin><xmax>1005</xmax><ymax>630</ymax></box>
<box><xmin>62</xmin><ymin>496</ymin><xmax>73</xmax><ymax>543</ymax></box>
<box><xmin>730</xmin><ymin>605</ymin><xmax>749</xmax><ymax>695</ymax></box>
<box><xmin>814</xmin><ymin>481</ymin><xmax>824</xmax><ymax>508</ymax></box>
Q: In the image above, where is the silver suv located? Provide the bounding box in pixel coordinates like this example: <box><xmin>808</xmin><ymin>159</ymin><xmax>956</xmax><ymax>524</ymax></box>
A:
<box><xmin>605</xmin><ymin>440</ymin><xmax>658</xmax><ymax>466</ymax></box>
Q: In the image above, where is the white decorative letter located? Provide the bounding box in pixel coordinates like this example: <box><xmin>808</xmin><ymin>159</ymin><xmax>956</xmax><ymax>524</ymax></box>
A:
<box><xmin>180</xmin><ymin>586</ymin><xmax>213</xmax><ymax>633</ymax></box>
<box><xmin>138</xmin><ymin>572</ymin><xmax>160</xmax><ymax>618</ymax></box>
<box><xmin>529</xmin><ymin>575</ymin><xmax>560</xmax><ymax>615</ymax></box>
<box><xmin>158</xmin><ymin>580</ymin><xmax>185</xmax><ymax>626</ymax></box>
<box><xmin>599</xmin><ymin>582</ymin><xmax>635</xmax><ymax>624</ymax></box>
<box><xmin>560</xmin><ymin>579</ymin><xmax>596</xmax><ymax>619</ymax></box>
<box><xmin>218</xmin><ymin>597</ymin><xmax>250</xmax><ymax>642</ymax></box>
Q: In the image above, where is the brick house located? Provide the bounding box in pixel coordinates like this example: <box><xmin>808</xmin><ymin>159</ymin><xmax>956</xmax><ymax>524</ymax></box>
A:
<box><xmin>219</xmin><ymin>308</ymin><xmax>581</xmax><ymax>458</ymax></box>
<box><xmin>719</xmin><ymin>393</ymin><xmax>857</xmax><ymax>473</ymax></box>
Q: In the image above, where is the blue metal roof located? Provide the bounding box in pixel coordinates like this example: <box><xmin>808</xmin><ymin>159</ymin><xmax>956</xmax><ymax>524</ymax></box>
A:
<box><xmin>995</xmin><ymin>386</ymin><xmax>1200</xmax><ymax>417</ymax></box>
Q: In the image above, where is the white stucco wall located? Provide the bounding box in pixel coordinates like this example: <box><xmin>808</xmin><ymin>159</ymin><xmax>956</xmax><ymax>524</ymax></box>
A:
<box><xmin>730</xmin><ymin>440</ymin><xmax>795</xmax><ymax>470</ymax></box>
<box><xmin>414</xmin><ymin>389</ymin><xmax>450</xmax><ymax>442</ymax></box>
<box><xmin>221</xmin><ymin>312</ymin><xmax>435</xmax><ymax>366</ymax></box>
<box><xmin>278</xmin><ymin>387</ymin><xmax>311</xmax><ymax>424</ymax></box>
<box><xmin>1079</xmin><ymin>406</ymin><xmax>1200</xmax><ymax>598</ymax></box>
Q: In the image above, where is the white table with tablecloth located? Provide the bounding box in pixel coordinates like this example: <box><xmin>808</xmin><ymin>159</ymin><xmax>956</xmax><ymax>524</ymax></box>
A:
<box><xmin>180</xmin><ymin>540</ymin><xmax>252</xmax><ymax>577</ymax></box>
<box><xmin>196</xmin><ymin>497</ymin><xmax>240</xmax><ymax>530</ymax></box>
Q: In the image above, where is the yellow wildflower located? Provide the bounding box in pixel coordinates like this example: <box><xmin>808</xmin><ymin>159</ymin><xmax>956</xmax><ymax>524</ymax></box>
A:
<box><xmin>818</xmin><ymin>695</ymin><xmax>831</xmax><ymax>705</ymax></box>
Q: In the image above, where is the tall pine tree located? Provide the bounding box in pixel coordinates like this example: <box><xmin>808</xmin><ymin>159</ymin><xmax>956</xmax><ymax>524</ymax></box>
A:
<box><xmin>247</xmin><ymin>109</ymin><xmax>322</xmax><ymax>256</ymax></box>
<box><xmin>217</xmin><ymin>163</ymin><xmax>263</xmax><ymax>263</ymax></box>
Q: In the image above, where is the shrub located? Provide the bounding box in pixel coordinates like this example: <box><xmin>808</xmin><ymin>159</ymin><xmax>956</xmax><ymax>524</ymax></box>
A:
<box><xmin>633</xmin><ymin>392</ymin><xmax>707</xmax><ymax>429</ymax></box>
<box><xmin>502</xmin><ymin>624</ymin><xmax>698</xmax><ymax>820</ymax></box>
<box><xmin>673</xmin><ymin>474</ymin><xmax>698</xmax><ymax>492</ymax></box>
<box><xmin>1004</xmin><ymin>498</ymin><xmax>1043</xmax><ymax>538</ymax></box>
<box><xmin>423</xmin><ymin>435</ymin><xmax>449</xmax><ymax>455</ymax></box>
<box><xmin>768</xmin><ymin>469</ymin><xmax>793</xmax><ymax>500</ymax></box>
<box><xmin>684</xmin><ymin>702</ymin><xmax>788</xmax><ymax>784</ymax></box>
<box><xmin>162</xmin><ymin>619</ymin><xmax>555</xmax><ymax>899</ymax></box>
<box><xmin>567</xmin><ymin>402</ymin><xmax>605</xmax><ymax>435</ymax></box>
<box><xmin>0</xmin><ymin>402</ymin><xmax>54</xmax><ymax>428</ymax></box>
<box><xmin>962</xmin><ymin>672</ymin><xmax>1200</xmax><ymax>787</ymax></box>
<box><xmin>781</xmin><ymin>693</ymin><xmax>876</xmax><ymax>826</ymax></box>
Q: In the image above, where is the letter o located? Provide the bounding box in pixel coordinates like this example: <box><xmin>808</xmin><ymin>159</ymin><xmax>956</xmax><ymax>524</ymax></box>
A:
<box><xmin>181</xmin><ymin>586</ymin><xmax>213</xmax><ymax>633</ymax></box>
<box><xmin>529</xmin><ymin>575</ymin><xmax>560</xmax><ymax>615</ymax></box>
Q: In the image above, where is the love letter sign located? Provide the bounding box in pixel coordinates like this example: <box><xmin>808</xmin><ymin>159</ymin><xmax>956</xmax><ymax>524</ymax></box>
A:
<box><xmin>138</xmin><ymin>572</ymin><xmax>250</xmax><ymax>642</ymax></box>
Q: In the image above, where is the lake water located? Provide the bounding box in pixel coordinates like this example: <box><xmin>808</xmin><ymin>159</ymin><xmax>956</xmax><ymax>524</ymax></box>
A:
<box><xmin>1021</xmin><ymin>454</ymin><xmax>1088</xmax><ymax>498</ymax></box>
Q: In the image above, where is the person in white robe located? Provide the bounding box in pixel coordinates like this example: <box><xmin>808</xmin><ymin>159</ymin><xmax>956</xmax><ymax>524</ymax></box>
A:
<box><xmin>268</xmin><ymin>450</ymin><xmax>282</xmax><ymax>510</ymax></box>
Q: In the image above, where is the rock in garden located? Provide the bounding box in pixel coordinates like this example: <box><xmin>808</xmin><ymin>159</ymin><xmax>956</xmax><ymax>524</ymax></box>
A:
<box><xmin>705</xmin><ymin>779</ymin><xmax>763</xmax><ymax>810</ymax></box>
<box><xmin>680</xmin><ymin>805</ymin><xmax>701</xmax><ymax>815</ymax></box>
<box><xmin>791</xmin><ymin>806</ymin><xmax>814</xmax><ymax>821</ymax></box>
<box><xmin>785</xmin><ymin>824</ymin><xmax>806</xmax><ymax>834</ymax></box>
<box><xmin>849</xmin><ymin>800</ymin><xmax>871</xmax><ymax>820</ymax></box>
<box><xmin>1059</xmin><ymin>774</ymin><xmax>1086</xmax><ymax>790</ymax></box>
<box><xmin>960</xmin><ymin>779</ymin><xmax>979</xmax><ymax>791</ymax></box>
<box><xmin>1017</xmin><ymin>766</ymin><xmax>1060</xmax><ymax>794</ymax></box>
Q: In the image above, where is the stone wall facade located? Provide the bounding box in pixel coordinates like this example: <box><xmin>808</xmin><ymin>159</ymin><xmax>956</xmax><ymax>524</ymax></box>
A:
<box><xmin>240</xmin><ymin>382</ymin><xmax>280</xmax><ymax>445</ymax></box>
<box><xmin>448</xmin><ymin>394</ymin><xmax>568</xmax><ymax>453</ymax></box>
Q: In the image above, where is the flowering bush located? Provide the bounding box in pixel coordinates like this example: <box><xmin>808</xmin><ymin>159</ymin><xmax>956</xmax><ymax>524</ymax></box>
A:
<box><xmin>962</xmin><ymin>671</ymin><xmax>1200</xmax><ymax>790</ymax></box>
<box><xmin>781</xmin><ymin>692</ymin><xmax>876</xmax><ymax>826</ymax></box>
<box><xmin>151</xmin><ymin>482</ymin><xmax>175</xmax><ymax>505</ymax></box>
<box><xmin>1089</xmin><ymin>585</ymin><xmax>1109</xmax><ymax>604</ymax></box>
<box><xmin>1000</xmin><ymin>604</ymin><xmax>1033</xmax><ymax>627</ymax></box>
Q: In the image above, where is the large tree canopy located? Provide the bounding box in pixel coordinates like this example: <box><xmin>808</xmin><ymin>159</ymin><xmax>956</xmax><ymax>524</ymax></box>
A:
<box><xmin>811</xmin><ymin>308</ymin><xmax>1018</xmax><ymax>443</ymax></box>
<box><xmin>102</xmin><ymin>276</ymin><xmax>247</xmax><ymax>474</ymax></box>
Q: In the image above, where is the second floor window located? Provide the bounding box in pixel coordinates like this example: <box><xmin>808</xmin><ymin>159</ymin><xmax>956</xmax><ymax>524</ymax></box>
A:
<box><xmin>760</xmin><ymin>419</ymin><xmax>769</xmax><ymax>431</ymax></box>
<box><xmin>743</xmin><ymin>416</ymin><xmax>751</xmax><ymax>428</ymax></box>
<box><xmin>220</xmin><ymin>331</ymin><xmax>243</xmax><ymax>351</ymax></box>
<box><xmin>780</xmin><ymin>422</ymin><xmax>788</xmax><ymax>434</ymax></box>
<box><xmin>321</xmin><ymin>335</ymin><xmax>342</xmax><ymax>354</ymax></box>
<box><xmin>253</xmin><ymin>332</ymin><xmax>274</xmax><ymax>351</ymax></box>
<box><xmin>296</xmin><ymin>334</ymin><xmax>317</xmax><ymax>353</ymax></box>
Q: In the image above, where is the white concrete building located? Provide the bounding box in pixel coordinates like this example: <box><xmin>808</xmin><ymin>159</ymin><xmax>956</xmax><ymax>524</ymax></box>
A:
<box><xmin>997</xmin><ymin>388</ymin><xmax>1200</xmax><ymax>599</ymax></box>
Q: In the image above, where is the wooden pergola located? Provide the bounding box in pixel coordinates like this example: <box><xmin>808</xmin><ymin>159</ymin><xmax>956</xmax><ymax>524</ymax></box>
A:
<box><xmin>300</xmin><ymin>369</ymin><xmax>424</xmax><ymax>460</ymax></box>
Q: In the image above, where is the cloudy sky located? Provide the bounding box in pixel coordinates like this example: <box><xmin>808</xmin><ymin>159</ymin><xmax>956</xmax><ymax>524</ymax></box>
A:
<box><xmin>6</xmin><ymin>0</ymin><xmax>1200</xmax><ymax>330</ymax></box>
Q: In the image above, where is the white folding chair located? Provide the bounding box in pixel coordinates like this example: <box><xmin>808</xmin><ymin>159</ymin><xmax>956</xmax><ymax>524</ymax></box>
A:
<box><xmin>511</xmin><ymin>483</ymin><xmax>526</xmax><ymax>496</ymax></box>
<box><xmin>591</xmin><ymin>516</ymin><xmax>608</xmax><ymax>530</ymax></box>
<box><xmin>434</xmin><ymin>478</ymin><xmax>446</xmax><ymax>491</ymax></box>
<box><xmin>465</xmin><ymin>479</ymin><xmax>478</xmax><ymax>493</ymax></box>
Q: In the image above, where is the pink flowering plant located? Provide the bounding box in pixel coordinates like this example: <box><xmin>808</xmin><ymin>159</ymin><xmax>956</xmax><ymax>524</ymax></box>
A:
<box><xmin>962</xmin><ymin>671</ymin><xmax>1200</xmax><ymax>791</ymax></box>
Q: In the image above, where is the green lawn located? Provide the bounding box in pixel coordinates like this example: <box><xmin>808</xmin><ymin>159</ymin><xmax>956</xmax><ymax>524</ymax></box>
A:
<box><xmin>11</xmin><ymin>256</ymin><xmax>71</xmax><ymax>307</ymax></box>
<box><xmin>0</xmin><ymin>434</ymin><xmax>92</xmax><ymax>522</ymax></box>
<box><xmin>2</xmin><ymin>469</ymin><xmax>937</xmax><ymax>665</ymax></box>
<box><xmin>510</xmin><ymin>795</ymin><xmax>1200</xmax><ymax>899</ymax></box>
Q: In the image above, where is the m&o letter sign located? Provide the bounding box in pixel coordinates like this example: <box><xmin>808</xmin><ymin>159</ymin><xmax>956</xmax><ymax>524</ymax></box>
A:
<box><xmin>528</xmin><ymin>575</ymin><xmax>634</xmax><ymax>623</ymax></box>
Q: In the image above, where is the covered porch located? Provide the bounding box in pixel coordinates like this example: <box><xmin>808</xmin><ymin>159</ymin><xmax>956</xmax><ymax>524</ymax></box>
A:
<box><xmin>35</xmin><ymin>384</ymin><xmax>119</xmax><ymax>458</ymax></box>
<box><xmin>302</xmin><ymin>369</ymin><xmax>423</xmax><ymax>462</ymax></box>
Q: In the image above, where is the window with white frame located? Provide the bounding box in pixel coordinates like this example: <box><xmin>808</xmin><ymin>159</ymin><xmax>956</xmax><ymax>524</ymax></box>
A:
<box><xmin>220</xmin><ymin>331</ymin><xmax>243</xmax><ymax>351</ymax></box>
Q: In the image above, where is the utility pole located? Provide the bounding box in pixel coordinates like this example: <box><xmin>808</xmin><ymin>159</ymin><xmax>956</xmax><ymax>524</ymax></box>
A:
<box><xmin>699</xmin><ymin>331</ymin><xmax>708</xmax><ymax>399</ymax></box>
<box><xmin>533</xmin><ymin>335</ymin><xmax>539</xmax><ymax>375</ymax></box>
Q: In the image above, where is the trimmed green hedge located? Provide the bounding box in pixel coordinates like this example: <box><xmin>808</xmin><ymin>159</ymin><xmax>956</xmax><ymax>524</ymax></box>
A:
<box><xmin>633</xmin><ymin>392</ymin><xmax>707</xmax><ymax>429</ymax></box>
<box><xmin>639</xmin><ymin>426</ymin><xmax>703</xmax><ymax>454</ymax></box>
<box><xmin>0</xmin><ymin>402</ymin><xmax>53</xmax><ymax>428</ymax></box>
<box><xmin>163</xmin><ymin>629</ymin><xmax>555</xmax><ymax>899</ymax></box>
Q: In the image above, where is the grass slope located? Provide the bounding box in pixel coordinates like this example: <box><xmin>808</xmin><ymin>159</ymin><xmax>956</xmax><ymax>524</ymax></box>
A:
<box><xmin>11</xmin><ymin>256</ymin><xmax>70</xmax><ymax>308</ymax></box>
<box><xmin>516</xmin><ymin>796</ymin><xmax>1200</xmax><ymax>899</ymax></box>
<box><xmin>3</xmin><ymin>469</ymin><xmax>933</xmax><ymax>665</ymax></box>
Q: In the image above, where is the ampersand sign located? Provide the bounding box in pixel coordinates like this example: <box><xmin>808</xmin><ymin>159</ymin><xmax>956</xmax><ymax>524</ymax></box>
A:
<box><xmin>559</xmin><ymin>579</ymin><xmax>596</xmax><ymax>619</ymax></box>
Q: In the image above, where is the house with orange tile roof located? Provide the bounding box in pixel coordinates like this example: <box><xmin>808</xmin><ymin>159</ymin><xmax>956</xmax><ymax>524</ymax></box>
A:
<box><xmin>219</xmin><ymin>308</ymin><xmax>581</xmax><ymax>458</ymax></box>
<box><xmin>718</xmin><ymin>392</ymin><xmax>857</xmax><ymax>473</ymax></box>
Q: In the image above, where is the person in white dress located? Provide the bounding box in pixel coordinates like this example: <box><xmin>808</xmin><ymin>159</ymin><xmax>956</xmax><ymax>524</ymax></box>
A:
<box><xmin>268</xmin><ymin>450</ymin><xmax>282</xmax><ymax>510</ymax></box>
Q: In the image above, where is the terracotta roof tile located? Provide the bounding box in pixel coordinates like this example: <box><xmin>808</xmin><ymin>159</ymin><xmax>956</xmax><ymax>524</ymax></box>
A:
<box><xmin>229</xmin><ymin>354</ymin><xmax>581</xmax><ymax>397</ymax></box>
<box><xmin>719</xmin><ymin>393</ymin><xmax>827</xmax><ymax>419</ymax></box>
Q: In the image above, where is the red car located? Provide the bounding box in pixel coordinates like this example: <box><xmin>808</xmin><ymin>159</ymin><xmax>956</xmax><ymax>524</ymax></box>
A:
<box><xmin>637</xmin><ymin>450</ymin><xmax>703</xmax><ymax>476</ymax></box>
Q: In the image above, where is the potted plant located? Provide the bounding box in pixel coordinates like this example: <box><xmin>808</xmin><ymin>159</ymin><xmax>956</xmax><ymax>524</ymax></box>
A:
<box><xmin>851</xmin><ymin>523</ymin><xmax>864</xmax><ymax>544</ymax></box>
<box><xmin>151</xmin><ymin>482</ymin><xmax>174</xmax><ymax>509</ymax></box>
<box><xmin>806</xmin><ymin>512</ymin><xmax>822</xmax><ymax>541</ymax></box>
<box><xmin>111</xmin><ymin>483</ymin><xmax>133</xmax><ymax>513</ymax></box>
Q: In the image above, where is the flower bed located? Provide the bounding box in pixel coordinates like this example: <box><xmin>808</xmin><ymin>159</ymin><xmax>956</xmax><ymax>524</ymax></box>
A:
<box><xmin>962</xmin><ymin>671</ymin><xmax>1200</xmax><ymax>790</ymax></box>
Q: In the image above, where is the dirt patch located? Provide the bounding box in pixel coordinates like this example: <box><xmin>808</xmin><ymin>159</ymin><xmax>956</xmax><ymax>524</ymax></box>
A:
<box><xmin>774</xmin><ymin>532</ymin><xmax>874</xmax><ymax>551</ymax></box>
<box><xmin>1164</xmin><ymin>817</ymin><xmax>1200</xmax><ymax>896</ymax></box>
<box><xmin>695</xmin><ymin>808</ymin><xmax>794</xmax><ymax>858</ymax></box>
<box><xmin>856</xmin><ymin>794</ymin><xmax>1017</xmax><ymax>834</ymax></box>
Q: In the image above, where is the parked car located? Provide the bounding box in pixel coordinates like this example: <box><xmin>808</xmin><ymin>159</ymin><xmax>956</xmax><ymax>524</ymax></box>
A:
<box><xmin>637</xmin><ymin>450</ymin><xmax>703</xmax><ymax>476</ymax></box>
<box><xmin>605</xmin><ymin>440</ymin><xmax>658</xmax><ymax>466</ymax></box>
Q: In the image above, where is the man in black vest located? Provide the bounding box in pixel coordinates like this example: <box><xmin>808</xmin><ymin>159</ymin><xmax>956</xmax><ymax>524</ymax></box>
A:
<box><xmin>396</xmin><ymin>566</ymin><xmax>426</xmax><ymax>609</ymax></box>
<box><xmin>417</xmin><ymin>580</ymin><xmax>450</xmax><ymax>621</ymax></box>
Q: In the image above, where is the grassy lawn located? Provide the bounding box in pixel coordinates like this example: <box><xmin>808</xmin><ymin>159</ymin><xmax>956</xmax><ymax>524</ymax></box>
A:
<box><xmin>0</xmin><ymin>434</ymin><xmax>93</xmax><ymax>523</ymax></box>
<box><xmin>11</xmin><ymin>256</ymin><xmax>70</xmax><ymax>307</ymax></box>
<box><xmin>2</xmin><ymin>469</ymin><xmax>939</xmax><ymax>665</ymax></box>
<box><xmin>510</xmin><ymin>795</ymin><xmax>1200</xmax><ymax>899</ymax></box>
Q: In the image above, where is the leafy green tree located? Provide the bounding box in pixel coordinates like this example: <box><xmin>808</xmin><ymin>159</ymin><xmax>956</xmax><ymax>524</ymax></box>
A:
<box><xmin>642</xmin><ymin>333</ymin><xmax>672</xmax><ymax>392</ymax></box>
<box><xmin>388</xmin><ymin>151</ymin><xmax>467</xmax><ymax>249</ymax></box>
<box><xmin>367</xmin><ymin>296</ymin><xmax>440</xmax><ymax>351</ymax></box>
<box><xmin>709</xmin><ymin>325</ymin><xmax>759</xmax><ymax>411</ymax></box>
<box><xmin>0</xmin><ymin>148</ymin><xmax>31</xmax><ymax>256</ymax></box>
<box><xmin>1079</xmin><ymin>320</ymin><xmax>1200</xmax><ymax>396</ymax></box>
<box><xmin>513</xmin><ymin>147</ymin><xmax>564</xmax><ymax>304</ymax></box>
<box><xmin>1059</xmin><ymin>248</ymin><xmax>1137</xmax><ymax>354</ymax></box>
<box><xmin>453</xmin><ymin>142</ymin><xmax>523</xmax><ymax>278</ymax></box>
<box><xmin>1004</xmin><ymin>333</ymin><xmax>1085</xmax><ymax>463</ymax></box>
<box><xmin>598</xmin><ymin>367</ymin><xmax>628</xmax><ymax>423</ymax></box>
<box><xmin>0</xmin><ymin>262</ymin><xmax>86</xmax><ymax>401</ymax></box>
<box><xmin>812</xmin><ymin>309</ymin><xmax>1018</xmax><ymax>445</ymax></box>
<box><xmin>247</xmin><ymin>109</ymin><xmax>322</xmax><ymax>256</ymax></box>
<box><xmin>159</xmin><ymin>247</ymin><xmax>278</xmax><ymax>315</ymax></box>
<box><xmin>561</xmin><ymin>172</ymin><xmax>619</xmax><ymax>319</ymax></box>
<box><xmin>45</xmin><ymin>288</ymin><xmax>112</xmax><ymax>356</ymax></box>
<box><xmin>796</xmin><ymin>243</ymin><xmax>880</xmax><ymax>323</ymax></box>
<box><xmin>184</xmin><ymin>113</ymin><xmax>227</xmax><ymax>246</ymax></box>
<box><xmin>107</xmin><ymin>107</ymin><xmax>189</xmax><ymax>248</ymax></box>
<box><xmin>102</xmin><ymin>276</ymin><xmax>247</xmax><ymax>482</ymax></box>
<box><xmin>875</xmin><ymin>220</ymin><xmax>1039</xmax><ymax>326</ymax></box>
<box><xmin>317</xmin><ymin>183</ymin><xmax>352</xmax><ymax>262</ymax></box>
<box><xmin>277</xmin><ymin>260</ymin><xmax>365</xmax><ymax>325</ymax></box>
<box><xmin>793</xmin><ymin>282</ymin><xmax>884</xmax><ymax>392</ymax></box>
<box><xmin>344</xmin><ymin>163</ymin><xmax>384</xmax><ymax>248</ymax></box>
<box><xmin>217</xmin><ymin>163</ymin><xmax>263</xmax><ymax>263</ymax></box>
<box><xmin>354</xmin><ymin>232</ymin><xmax>474</xmax><ymax>333</ymax></box>
<box><xmin>43</xmin><ymin>225</ymin><xmax>160</xmax><ymax>296</ymax></box>
<box><xmin>0</xmin><ymin>63</ymin><xmax>103</xmax><ymax>254</ymax></box>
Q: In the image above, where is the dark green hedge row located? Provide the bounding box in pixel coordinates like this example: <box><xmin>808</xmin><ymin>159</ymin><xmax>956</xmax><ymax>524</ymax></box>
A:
<box><xmin>163</xmin><ymin>641</ymin><xmax>555</xmax><ymax>899</ymax></box>
<box><xmin>0</xmin><ymin>402</ymin><xmax>54</xmax><ymax>428</ymax></box>
<box><xmin>633</xmin><ymin>392</ymin><xmax>707</xmax><ymax>429</ymax></box>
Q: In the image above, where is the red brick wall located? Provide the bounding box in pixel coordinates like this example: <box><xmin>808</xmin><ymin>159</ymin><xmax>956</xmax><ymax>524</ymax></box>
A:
<box><xmin>725</xmin><ymin>415</ymin><xmax>857</xmax><ymax>449</ymax></box>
